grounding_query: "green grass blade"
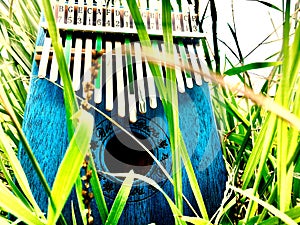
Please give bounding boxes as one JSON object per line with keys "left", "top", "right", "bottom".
{"left": 126, "top": 0, "right": 209, "bottom": 218}
{"left": 179, "top": 216, "right": 213, "bottom": 225}
{"left": 234, "top": 108, "right": 261, "bottom": 168}
{"left": 75, "top": 176, "right": 87, "bottom": 225}
{"left": 40, "top": 0, "right": 79, "bottom": 138}
{"left": 0, "top": 154, "right": 34, "bottom": 212}
{"left": 286, "top": 21, "right": 300, "bottom": 165}
{"left": 198, "top": 2, "right": 213, "bottom": 70}
{"left": 105, "top": 172, "right": 188, "bottom": 225}
{"left": 104, "top": 170, "right": 134, "bottom": 225}
{"left": 230, "top": 185, "right": 298, "bottom": 225}
{"left": 222, "top": 98, "right": 250, "bottom": 128}
{"left": 125, "top": 0, "right": 166, "bottom": 98}
{"left": 227, "top": 24, "right": 244, "bottom": 63}
{"left": 209, "top": 0, "right": 220, "bottom": 73}
{"left": 276, "top": 0, "right": 294, "bottom": 212}
{"left": 224, "top": 62, "right": 282, "bottom": 76}
{"left": 178, "top": 135, "right": 209, "bottom": 219}
{"left": 88, "top": 154, "right": 108, "bottom": 224}
{"left": 259, "top": 207, "right": 300, "bottom": 224}
{"left": 71, "top": 201, "right": 78, "bottom": 225}
{"left": 47, "top": 110, "right": 94, "bottom": 225}
{"left": 256, "top": 184, "right": 278, "bottom": 223}
{"left": 247, "top": 0, "right": 282, "bottom": 12}
{"left": 18, "top": 0, "right": 39, "bottom": 34}
{"left": 0, "top": 23, "right": 31, "bottom": 75}
{"left": 0, "top": 217, "right": 12, "bottom": 225}
{"left": 0, "top": 182, "right": 45, "bottom": 225}
{"left": 162, "top": 0, "right": 183, "bottom": 213}
{"left": 287, "top": 21, "right": 300, "bottom": 89}
{"left": 0, "top": 84, "right": 48, "bottom": 218}
{"left": 242, "top": 113, "right": 276, "bottom": 188}
{"left": 0, "top": 66, "right": 25, "bottom": 125}
{"left": 40, "top": 2, "right": 88, "bottom": 223}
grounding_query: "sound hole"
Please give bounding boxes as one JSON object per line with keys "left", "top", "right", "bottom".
{"left": 104, "top": 131, "right": 154, "bottom": 177}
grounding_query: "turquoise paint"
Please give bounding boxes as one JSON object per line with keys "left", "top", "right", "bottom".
{"left": 19, "top": 28, "right": 227, "bottom": 224}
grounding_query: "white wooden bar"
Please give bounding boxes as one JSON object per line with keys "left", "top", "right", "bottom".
{"left": 196, "top": 44, "right": 210, "bottom": 82}
{"left": 178, "top": 43, "right": 193, "bottom": 88}
{"left": 61, "top": 34, "right": 72, "bottom": 86}
{"left": 49, "top": 37, "right": 61, "bottom": 82}
{"left": 173, "top": 45, "right": 185, "bottom": 93}
{"left": 94, "top": 0, "right": 104, "bottom": 103}
{"left": 125, "top": 42, "right": 137, "bottom": 123}
{"left": 115, "top": 41, "right": 125, "bottom": 117}
{"left": 38, "top": 37, "right": 51, "bottom": 78}
{"left": 94, "top": 35, "right": 103, "bottom": 104}
{"left": 72, "top": 38, "right": 82, "bottom": 91}
{"left": 82, "top": 38, "right": 92, "bottom": 96}
{"left": 187, "top": 44, "right": 202, "bottom": 86}
{"left": 105, "top": 41, "right": 113, "bottom": 111}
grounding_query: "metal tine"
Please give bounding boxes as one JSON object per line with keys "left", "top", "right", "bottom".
{"left": 104, "top": 1, "right": 113, "bottom": 110}
{"left": 195, "top": 44, "right": 211, "bottom": 83}
{"left": 48, "top": 0, "right": 59, "bottom": 81}
{"left": 60, "top": 0, "right": 72, "bottom": 86}
{"left": 144, "top": 58, "right": 158, "bottom": 109}
{"left": 94, "top": 0, "right": 105, "bottom": 103}
{"left": 115, "top": 41, "right": 126, "bottom": 117}
{"left": 142, "top": 1, "right": 159, "bottom": 109}
{"left": 72, "top": 38, "right": 82, "bottom": 91}
{"left": 178, "top": 40, "right": 193, "bottom": 89}
{"left": 125, "top": 41, "right": 137, "bottom": 123}
{"left": 82, "top": 38, "right": 93, "bottom": 95}
{"left": 93, "top": 36, "right": 103, "bottom": 104}
{"left": 172, "top": 44, "right": 186, "bottom": 93}
{"left": 181, "top": 1, "right": 202, "bottom": 86}
{"left": 49, "top": 37, "right": 62, "bottom": 82}
{"left": 64, "top": 0, "right": 82, "bottom": 91}
{"left": 39, "top": 0, "right": 209, "bottom": 121}
{"left": 134, "top": 42, "right": 147, "bottom": 114}
{"left": 38, "top": 36, "right": 51, "bottom": 78}
{"left": 105, "top": 41, "right": 113, "bottom": 111}
{"left": 187, "top": 44, "right": 202, "bottom": 86}
{"left": 82, "top": 0, "right": 93, "bottom": 96}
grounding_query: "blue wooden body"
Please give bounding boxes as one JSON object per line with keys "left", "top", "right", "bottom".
{"left": 19, "top": 29, "right": 227, "bottom": 224}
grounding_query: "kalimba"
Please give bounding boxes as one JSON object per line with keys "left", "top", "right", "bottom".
{"left": 19, "top": 0, "right": 227, "bottom": 224}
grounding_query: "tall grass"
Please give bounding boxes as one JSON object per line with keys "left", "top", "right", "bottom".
{"left": 0, "top": 0, "right": 39, "bottom": 185}
{"left": 0, "top": 0, "right": 299, "bottom": 225}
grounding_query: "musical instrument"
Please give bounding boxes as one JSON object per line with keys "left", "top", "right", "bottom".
{"left": 19, "top": 0, "right": 227, "bottom": 224}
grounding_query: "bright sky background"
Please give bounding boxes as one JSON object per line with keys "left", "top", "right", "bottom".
{"left": 198, "top": 0, "right": 298, "bottom": 92}
{"left": 200, "top": 0, "right": 294, "bottom": 65}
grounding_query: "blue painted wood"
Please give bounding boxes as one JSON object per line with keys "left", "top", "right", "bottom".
{"left": 19, "top": 29, "right": 227, "bottom": 224}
